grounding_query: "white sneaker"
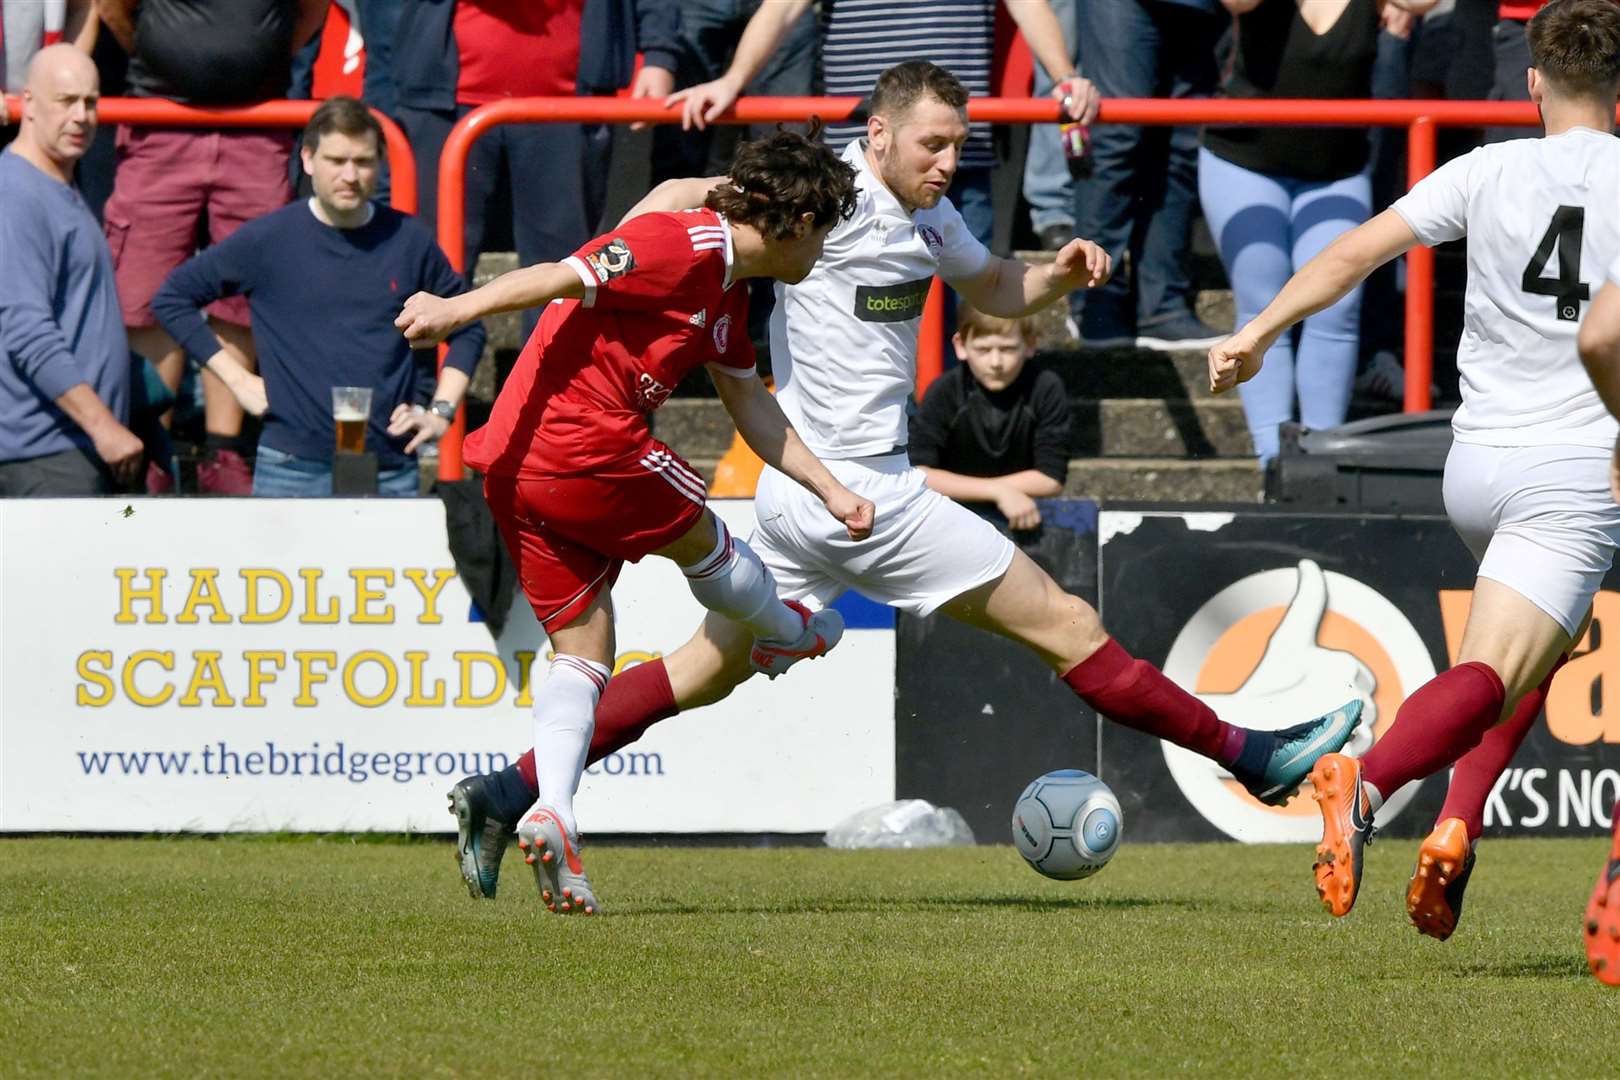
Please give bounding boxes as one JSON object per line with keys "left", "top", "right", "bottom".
{"left": 516, "top": 806, "right": 601, "bottom": 915}
{"left": 749, "top": 600, "right": 844, "bottom": 679}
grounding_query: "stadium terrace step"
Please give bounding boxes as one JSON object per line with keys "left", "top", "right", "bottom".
{"left": 1071, "top": 397, "right": 1253, "bottom": 458}
{"left": 1040, "top": 347, "right": 1222, "bottom": 401}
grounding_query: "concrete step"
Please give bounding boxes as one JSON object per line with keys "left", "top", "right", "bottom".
{"left": 1040, "top": 348, "right": 1218, "bottom": 401}
{"left": 1071, "top": 397, "right": 1252, "bottom": 458}
{"left": 654, "top": 395, "right": 1254, "bottom": 461}
{"left": 681, "top": 454, "right": 1263, "bottom": 505}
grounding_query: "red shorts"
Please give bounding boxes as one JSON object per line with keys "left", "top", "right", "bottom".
{"left": 103, "top": 127, "right": 294, "bottom": 328}
{"left": 484, "top": 442, "right": 708, "bottom": 633}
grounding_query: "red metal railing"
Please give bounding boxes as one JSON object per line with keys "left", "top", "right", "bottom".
{"left": 1, "top": 96, "right": 418, "bottom": 212}
{"left": 433, "top": 96, "right": 1553, "bottom": 480}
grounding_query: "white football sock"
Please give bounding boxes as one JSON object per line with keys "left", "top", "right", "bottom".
{"left": 681, "top": 521, "right": 802, "bottom": 643}
{"left": 530, "top": 654, "right": 610, "bottom": 840}
{"left": 1363, "top": 778, "right": 1386, "bottom": 814}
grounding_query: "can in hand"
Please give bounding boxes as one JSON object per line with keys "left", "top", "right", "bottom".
{"left": 1060, "top": 119, "right": 1092, "bottom": 180}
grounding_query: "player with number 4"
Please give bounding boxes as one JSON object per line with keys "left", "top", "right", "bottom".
{"left": 1209, "top": 0, "right": 1620, "bottom": 960}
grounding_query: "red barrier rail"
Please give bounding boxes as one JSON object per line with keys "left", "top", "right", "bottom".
{"left": 435, "top": 96, "right": 1555, "bottom": 481}
{"left": 1, "top": 96, "right": 418, "bottom": 213}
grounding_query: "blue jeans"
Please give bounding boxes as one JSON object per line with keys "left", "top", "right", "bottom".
{"left": 353, "top": 0, "right": 402, "bottom": 204}
{"left": 1072, "top": 0, "right": 1220, "bottom": 334}
{"left": 253, "top": 444, "right": 420, "bottom": 497}
{"left": 942, "top": 166, "right": 994, "bottom": 356}
{"left": 1022, "top": 0, "right": 1079, "bottom": 234}
{"left": 1487, "top": 18, "right": 1533, "bottom": 143}
{"left": 947, "top": 166, "right": 994, "bottom": 251}
{"left": 1198, "top": 147, "right": 1371, "bottom": 464}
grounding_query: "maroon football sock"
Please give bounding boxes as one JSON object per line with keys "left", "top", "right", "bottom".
{"left": 1360, "top": 661, "right": 1506, "bottom": 803}
{"left": 1438, "top": 654, "right": 1567, "bottom": 840}
{"left": 513, "top": 657, "right": 680, "bottom": 792}
{"left": 1062, "top": 638, "right": 1245, "bottom": 764}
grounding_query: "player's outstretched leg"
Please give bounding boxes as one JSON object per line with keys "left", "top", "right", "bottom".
{"left": 1406, "top": 818, "right": 1475, "bottom": 941}
{"left": 518, "top": 805, "right": 602, "bottom": 916}
{"left": 676, "top": 516, "right": 843, "bottom": 679}
{"left": 943, "top": 549, "right": 1360, "bottom": 805}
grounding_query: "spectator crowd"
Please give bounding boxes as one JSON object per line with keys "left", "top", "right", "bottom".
{"left": 0, "top": 0, "right": 1575, "bottom": 502}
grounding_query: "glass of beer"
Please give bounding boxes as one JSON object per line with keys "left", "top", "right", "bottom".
{"left": 331, "top": 386, "right": 372, "bottom": 455}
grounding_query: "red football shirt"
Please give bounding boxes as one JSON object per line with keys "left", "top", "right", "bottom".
{"left": 464, "top": 209, "right": 758, "bottom": 478}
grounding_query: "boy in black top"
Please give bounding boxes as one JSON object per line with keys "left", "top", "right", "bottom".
{"left": 908, "top": 304, "right": 1071, "bottom": 530}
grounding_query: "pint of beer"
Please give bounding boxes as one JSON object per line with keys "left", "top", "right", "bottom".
{"left": 331, "top": 386, "right": 373, "bottom": 455}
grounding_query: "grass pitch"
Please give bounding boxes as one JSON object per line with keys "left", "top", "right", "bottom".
{"left": 3, "top": 835, "right": 1615, "bottom": 1077}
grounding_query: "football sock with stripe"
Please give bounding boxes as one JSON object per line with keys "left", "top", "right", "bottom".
{"left": 509, "top": 659, "right": 680, "bottom": 817}
{"left": 1437, "top": 654, "right": 1565, "bottom": 840}
{"left": 1062, "top": 638, "right": 1246, "bottom": 765}
{"left": 681, "top": 519, "right": 803, "bottom": 643}
{"left": 1360, "top": 661, "right": 1507, "bottom": 812}
{"left": 531, "top": 655, "right": 611, "bottom": 840}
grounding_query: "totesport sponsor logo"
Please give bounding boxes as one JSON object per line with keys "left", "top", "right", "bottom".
{"left": 1159, "top": 559, "right": 1432, "bottom": 843}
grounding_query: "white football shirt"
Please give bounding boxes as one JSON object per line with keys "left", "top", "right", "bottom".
{"left": 1392, "top": 126, "right": 1620, "bottom": 449}
{"left": 771, "top": 139, "right": 991, "bottom": 458}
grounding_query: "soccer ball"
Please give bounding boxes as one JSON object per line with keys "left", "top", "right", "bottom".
{"left": 1012, "top": 769, "right": 1123, "bottom": 880}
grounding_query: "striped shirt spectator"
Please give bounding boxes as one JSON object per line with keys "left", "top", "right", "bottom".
{"left": 821, "top": 0, "right": 996, "bottom": 169}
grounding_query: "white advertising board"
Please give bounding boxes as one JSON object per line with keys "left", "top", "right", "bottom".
{"left": 0, "top": 499, "right": 894, "bottom": 833}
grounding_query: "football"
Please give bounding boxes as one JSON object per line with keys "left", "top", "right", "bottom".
{"left": 1012, "top": 769, "right": 1123, "bottom": 880}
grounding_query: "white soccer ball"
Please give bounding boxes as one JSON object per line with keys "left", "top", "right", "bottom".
{"left": 1012, "top": 769, "right": 1123, "bottom": 880}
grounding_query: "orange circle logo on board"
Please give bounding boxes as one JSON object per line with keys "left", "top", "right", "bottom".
{"left": 1159, "top": 559, "right": 1434, "bottom": 842}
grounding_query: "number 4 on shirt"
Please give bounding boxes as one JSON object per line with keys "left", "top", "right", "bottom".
{"left": 1521, "top": 205, "right": 1590, "bottom": 322}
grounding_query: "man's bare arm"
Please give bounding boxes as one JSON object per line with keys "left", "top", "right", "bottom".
{"left": 396, "top": 262, "right": 586, "bottom": 347}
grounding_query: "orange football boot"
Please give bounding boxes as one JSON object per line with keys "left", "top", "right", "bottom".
{"left": 1310, "top": 753, "right": 1375, "bottom": 917}
{"left": 1406, "top": 818, "right": 1476, "bottom": 941}
{"left": 1583, "top": 819, "right": 1620, "bottom": 986}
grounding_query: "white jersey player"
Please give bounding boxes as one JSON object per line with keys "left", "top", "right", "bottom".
{"left": 1208, "top": 0, "right": 1620, "bottom": 959}
{"left": 445, "top": 60, "right": 1363, "bottom": 905}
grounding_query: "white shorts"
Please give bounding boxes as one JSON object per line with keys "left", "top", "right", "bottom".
{"left": 749, "top": 454, "right": 1017, "bottom": 616}
{"left": 1443, "top": 440, "right": 1620, "bottom": 636}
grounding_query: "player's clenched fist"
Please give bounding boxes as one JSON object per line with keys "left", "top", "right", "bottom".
{"left": 396, "top": 291, "right": 465, "bottom": 348}
{"left": 826, "top": 489, "right": 876, "bottom": 541}
{"left": 1054, "top": 238, "right": 1112, "bottom": 289}
{"left": 1208, "top": 333, "right": 1266, "bottom": 394}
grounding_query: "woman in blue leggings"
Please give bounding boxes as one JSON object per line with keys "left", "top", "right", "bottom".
{"left": 1201, "top": 0, "right": 1430, "bottom": 462}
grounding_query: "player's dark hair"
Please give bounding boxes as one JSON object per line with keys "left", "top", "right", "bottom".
{"left": 1528, "top": 0, "right": 1620, "bottom": 99}
{"left": 302, "top": 95, "right": 384, "bottom": 154}
{"left": 706, "top": 122, "right": 858, "bottom": 240}
{"left": 869, "top": 61, "right": 969, "bottom": 122}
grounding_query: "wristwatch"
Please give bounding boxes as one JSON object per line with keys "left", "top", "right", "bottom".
{"left": 428, "top": 399, "right": 457, "bottom": 422}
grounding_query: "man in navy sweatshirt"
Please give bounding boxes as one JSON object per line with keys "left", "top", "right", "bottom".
{"left": 0, "top": 45, "right": 139, "bottom": 495}
{"left": 152, "top": 96, "right": 485, "bottom": 497}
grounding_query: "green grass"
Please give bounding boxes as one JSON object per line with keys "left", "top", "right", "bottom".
{"left": 3, "top": 836, "right": 1614, "bottom": 1077}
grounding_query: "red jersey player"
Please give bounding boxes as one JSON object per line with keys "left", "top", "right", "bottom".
{"left": 397, "top": 130, "right": 872, "bottom": 914}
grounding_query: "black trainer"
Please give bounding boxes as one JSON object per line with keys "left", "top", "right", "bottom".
{"left": 448, "top": 774, "right": 515, "bottom": 899}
